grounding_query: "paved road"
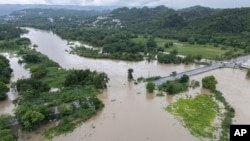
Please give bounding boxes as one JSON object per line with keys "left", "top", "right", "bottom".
{"left": 154, "top": 55, "right": 250, "bottom": 85}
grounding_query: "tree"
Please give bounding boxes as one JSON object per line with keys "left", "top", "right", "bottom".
{"left": 164, "top": 42, "right": 173, "bottom": 48}
{"left": 161, "top": 81, "right": 188, "bottom": 95}
{"left": 0, "top": 114, "right": 11, "bottom": 130}
{"left": 23, "top": 54, "right": 40, "bottom": 63}
{"left": 0, "top": 129, "right": 16, "bottom": 141}
{"left": 0, "top": 114, "right": 16, "bottom": 141}
{"left": 0, "top": 55, "right": 13, "bottom": 84}
{"left": 170, "top": 49, "right": 178, "bottom": 56}
{"left": 21, "top": 110, "right": 45, "bottom": 131}
{"left": 147, "top": 37, "right": 157, "bottom": 52}
{"left": 170, "top": 71, "right": 177, "bottom": 76}
{"left": 92, "top": 72, "right": 109, "bottom": 89}
{"left": 0, "top": 81, "right": 8, "bottom": 100}
{"left": 195, "top": 54, "right": 202, "bottom": 61}
{"left": 58, "top": 103, "right": 71, "bottom": 115}
{"left": 180, "top": 74, "right": 189, "bottom": 83}
{"left": 246, "top": 69, "right": 250, "bottom": 78}
{"left": 146, "top": 82, "right": 155, "bottom": 93}
{"left": 202, "top": 75, "right": 218, "bottom": 90}
{"left": 164, "top": 43, "right": 169, "bottom": 48}
{"left": 64, "top": 69, "right": 109, "bottom": 89}
{"left": 128, "top": 68, "right": 134, "bottom": 80}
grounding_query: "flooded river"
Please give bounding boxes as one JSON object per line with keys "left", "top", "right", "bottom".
{"left": 0, "top": 53, "right": 30, "bottom": 115}
{"left": 2, "top": 28, "right": 248, "bottom": 141}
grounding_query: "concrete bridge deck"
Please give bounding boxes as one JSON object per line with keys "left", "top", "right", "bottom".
{"left": 154, "top": 55, "right": 250, "bottom": 85}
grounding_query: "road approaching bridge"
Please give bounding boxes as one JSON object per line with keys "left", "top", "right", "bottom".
{"left": 154, "top": 55, "right": 250, "bottom": 86}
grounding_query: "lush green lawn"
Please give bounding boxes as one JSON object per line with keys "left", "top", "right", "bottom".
{"left": 131, "top": 35, "right": 243, "bottom": 60}
{"left": 165, "top": 44, "right": 225, "bottom": 60}
{"left": 167, "top": 95, "right": 219, "bottom": 138}
{"left": 131, "top": 35, "right": 147, "bottom": 45}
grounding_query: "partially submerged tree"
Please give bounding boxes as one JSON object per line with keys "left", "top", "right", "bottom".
{"left": 170, "top": 71, "right": 177, "bottom": 76}
{"left": 0, "top": 81, "right": 8, "bottom": 100}
{"left": 180, "top": 74, "right": 189, "bottom": 83}
{"left": 202, "top": 75, "right": 218, "bottom": 90}
{"left": 146, "top": 82, "right": 155, "bottom": 93}
{"left": 246, "top": 69, "right": 250, "bottom": 78}
{"left": 128, "top": 68, "right": 134, "bottom": 81}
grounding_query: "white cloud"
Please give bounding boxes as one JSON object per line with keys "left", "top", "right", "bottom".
{"left": 0, "top": 0, "right": 250, "bottom": 8}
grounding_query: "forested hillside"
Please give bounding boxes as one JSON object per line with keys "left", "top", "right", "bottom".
{"left": 177, "top": 5, "right": 218, "bottom": 20}
{"left": 2, "top": 5, "right": 250, "bottom": 61}
{"left": 109, "top": 6, "right": 250, "bottom": 52}
{"left": 185, "top": 8, "right": 250, "bottom": 34}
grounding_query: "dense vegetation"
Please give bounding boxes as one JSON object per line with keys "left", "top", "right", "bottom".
{"left": 2, "top": 5, "right": 249, "bottom": 61}
{"left": 158, "top": 51, "right": 183, "bottom": 64}
{"left": 0, "top": 114, "right": 16, "bottom": 141}
{"left": 137, "top": 76, "right": 161, "bottom": 83}
{"left": 0, "top": 25, "right": 30, "bottom": 53}
{"left": 64, "top": 69, "right": 109, "bottom": 89}
{"left": 0, "top": 25, "right": 28, "bottom": 140}
{"left": 211, "top": 89, "right": 235, "bottom": 141}
{"left": 202, "top": 75, "right": 218, "bottom": 90}
{"left": 111, "top": 6, "right": 250, "bottom": 52}
{"left": 158, "top": 75, "right": 189, "bottom": 94}
{"left": 146, "top": 82, "right": 155, "bottom": 93}
{"left": 246, "top": 69, "right": 250, "bottom": 78}
{"left": 0, "top": 55, "right": 12, "bottom": 100}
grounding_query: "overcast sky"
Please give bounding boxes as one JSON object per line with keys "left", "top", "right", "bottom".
{"left": 1, "top": 0, "right": 250, "bottom": 8}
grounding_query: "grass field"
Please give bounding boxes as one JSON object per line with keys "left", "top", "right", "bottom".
{"left": 167, "top": 94, "right": 219, "bottom": 138}
{"left": 165, "top": 44, "right": 225, "bottom": 60}
{"left": 131, "top": 35, "right": 243, "bottom": 60}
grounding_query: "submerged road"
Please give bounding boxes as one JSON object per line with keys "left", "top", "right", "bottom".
{"left": 154, "top": 55, "right": 250, "bottom": 85}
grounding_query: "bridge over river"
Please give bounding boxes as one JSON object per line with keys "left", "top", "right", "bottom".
{"left": 154, "top": 55, "right": 250, "bottom": 85}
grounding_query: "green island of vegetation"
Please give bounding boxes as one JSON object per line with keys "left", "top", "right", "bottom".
{"left": 167, "top": 95, "right": 219, "bottom": 138}
{"left": 166, "top": 75, "right": 235, "bottom": 140}
{"left": 158, "top": 75, "right": 191, "bottom": 94}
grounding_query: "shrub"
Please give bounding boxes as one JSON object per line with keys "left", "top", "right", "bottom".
{"left": 202, "top": 75, "right": 218, "bottom": 90}
{"left": 146, "top": 82, "right": 155, "bottom": 93}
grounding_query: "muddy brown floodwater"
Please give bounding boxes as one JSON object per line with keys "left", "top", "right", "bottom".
{"left": 0, "top": 53, "right": 30, "bottom": 115}
{"left": 10, "top": 28, "right": 250, "bottom": 141}
{"left": 191, "top": 68, "right": 250, "bottom": 124}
